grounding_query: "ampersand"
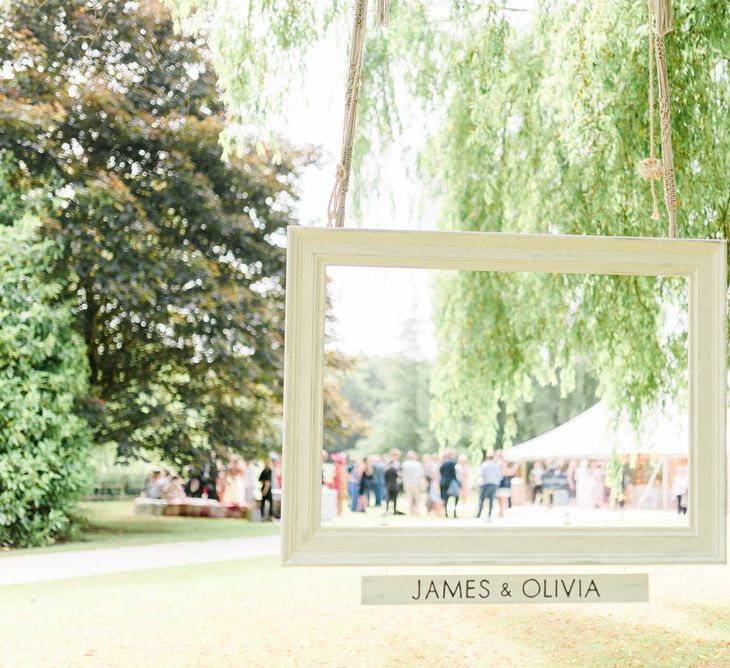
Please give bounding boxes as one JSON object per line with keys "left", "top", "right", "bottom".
{"left": 501, "top": 582, "right": 512, "bottom": 597}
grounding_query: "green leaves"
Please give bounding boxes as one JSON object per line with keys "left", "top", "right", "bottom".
{"left": 418, "top": 2, "right": 715, "bottom": 450}
{"left": 0, "top": 1, "right": 303, "bottom": 465}
{"left": 167, "top": 0, "right": 343, "bottom": 149}
{"left": 0, "top": 217, "right": 93, "bottom": 547}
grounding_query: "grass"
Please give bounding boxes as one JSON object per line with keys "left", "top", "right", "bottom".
{"left": 0, "top": 501, "right": 277, "bottom": 557}
{"left": 0, "top": 556, "right": 729, "bottom": 667}
{"left": 0, "top": 505, "right": 728, "bottom": 666}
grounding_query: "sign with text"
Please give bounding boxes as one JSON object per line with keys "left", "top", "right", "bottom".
{"left": 362, "top": 574, "right": 648, "bottom": 605}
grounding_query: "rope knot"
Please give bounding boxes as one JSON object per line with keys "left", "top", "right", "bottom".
{"left": 638, "top": 157, "right": 663, "bottom": 180}
{"left": 327, "top": 162, "right": 346, "bottom": 227}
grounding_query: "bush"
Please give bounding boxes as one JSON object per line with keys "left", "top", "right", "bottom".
{"left": 0, "top": 217, "right": 93, "bottom": 547}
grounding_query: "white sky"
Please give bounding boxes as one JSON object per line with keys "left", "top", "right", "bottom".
{"left": 271, "top": 3, "right": 535, "bottom": 359}
{"left": 325, "top": 266, "right": 437, "bottom": 360}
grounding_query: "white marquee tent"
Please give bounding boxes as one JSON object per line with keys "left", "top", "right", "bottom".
{"left": 503, "top": 402, "right": 689, "bottom": 463}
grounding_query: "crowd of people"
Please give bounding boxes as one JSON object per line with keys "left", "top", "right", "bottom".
{"left": 322, "top": 448, "right": 518, "bottom": 520}
{"left": 141, "top": 455, "right": 282, "bottom": 520}
{"left": 141, "top": 451, "right": 690, "bottom": 524}
{"left": 323, "top": 451, "right": 692, "bottom": 520}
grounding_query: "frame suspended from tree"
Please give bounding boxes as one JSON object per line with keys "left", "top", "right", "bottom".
{"left": 282, "top": 0, "right": 727, "bottom": 566}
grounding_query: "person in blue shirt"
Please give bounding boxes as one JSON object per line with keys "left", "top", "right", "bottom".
{"left": 371, "top": 455, "right": 386, "bottom": 507}
{"left": 475, "top": 453, "right": 502, "bottom": 521}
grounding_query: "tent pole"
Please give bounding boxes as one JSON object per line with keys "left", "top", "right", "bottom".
{"left": 637, "top": 455, "right": 664, "bottom": 509}
{"left": 661, "top": 457, "right": 670, "bottom": 510}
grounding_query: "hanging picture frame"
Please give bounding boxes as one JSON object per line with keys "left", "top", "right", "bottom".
{"left": 281, "top": 226, "right": 726, "bottom": 566}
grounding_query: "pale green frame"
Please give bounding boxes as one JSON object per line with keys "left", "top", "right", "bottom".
{"left": 282, "top": 227, "right": 726, "bottom": 566}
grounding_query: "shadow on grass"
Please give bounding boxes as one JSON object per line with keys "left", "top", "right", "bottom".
{"left": 668, "top": 601, "right": 730, "bottom": 642}
{"left": 493, "top": 605, "right": 730, "bottom": 667}
{"left": 1, "top": 501, "right": 277, "bottom": 556}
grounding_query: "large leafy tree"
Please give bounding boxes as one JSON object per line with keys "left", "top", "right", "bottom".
{"left": 0, "top": 0, "right": 307, "bottom": 464}
{"left": 337, "top": 356, "right": 436, "bottom": 456}
{"left": 421, "top": 0, "right": 719, "bottom": 447}
{"left": 0, "top": 216, "right": 93, "bottom": 547}
{"left": 323, "top": 352, "right": 368, "bottom": 454}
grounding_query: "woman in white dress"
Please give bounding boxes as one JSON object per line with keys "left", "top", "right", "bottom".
{"left": 223, "top": 457, "right": 246, "bottom": 505}
{"left": 574, "top": 460, "right": 595, "bottom": 511}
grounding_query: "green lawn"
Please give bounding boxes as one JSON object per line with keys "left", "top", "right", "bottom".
{"left": 0, "top": 556, "right": 729, "bottom": 667}
{"left": 0, "top": 506, "right": 728, "bottom": 666}
{"left": 0, "top": 501, "right": 277, "bottom": 557}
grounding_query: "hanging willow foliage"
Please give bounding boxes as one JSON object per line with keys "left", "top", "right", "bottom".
{"left": 169, "top": 0, "right": 728, "bottom": 450}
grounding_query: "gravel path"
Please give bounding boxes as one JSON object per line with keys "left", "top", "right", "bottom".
{"left": 0, "top": 534, "right": 280, "bottom": 586}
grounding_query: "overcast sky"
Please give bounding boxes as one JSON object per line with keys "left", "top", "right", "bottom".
{"left": 274, "top": 3, "right": 535, "bottom": 360}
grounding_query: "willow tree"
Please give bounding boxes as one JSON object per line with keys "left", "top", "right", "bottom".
{"left": 169, "top": 0, "right": 729, "bottom": 450}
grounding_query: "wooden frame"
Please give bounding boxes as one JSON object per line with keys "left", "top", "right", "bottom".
{"left": 282, "top": 227, "right": 727, "bottom": 566}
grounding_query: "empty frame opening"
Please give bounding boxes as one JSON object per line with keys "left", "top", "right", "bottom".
{"left": 320, "top": 266, "right": 690, "bottom": 529}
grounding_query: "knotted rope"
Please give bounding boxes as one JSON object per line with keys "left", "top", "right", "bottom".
{"left": 327, "top": 0, "right": 369, "bottom": 227}
{"left": 639, "top": 0, "right": 678, "bottom": 238}
{"left": 327, "top": 0, "right": 389, "bottom": 227}
{"left": 638, "top": 0, "right": 661, "bottom": 221}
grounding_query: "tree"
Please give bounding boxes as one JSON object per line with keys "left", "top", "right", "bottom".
{"left": 323, "top": 352, "right": 368, "bottom": 453}
{"left": 421, "top": 1, "right": 710, "bottom": 449}
{"left": 333, "top": 356, "right": 436, "bottom": 456}
{"left": 167, "top": 1, "right": 344, "bottom": 146}
{"left": 0, "top": 217, "right": 93, "bottom": 547}
{"left": 0, "top": 0, "right": 308, "bottom": 464}
{"left": 167, "top": 0, "right": 727, "bottom": 451}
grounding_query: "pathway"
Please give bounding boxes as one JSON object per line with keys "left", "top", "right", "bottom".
{"left": 0, "top": 534, "right": 280, "bottom": 586}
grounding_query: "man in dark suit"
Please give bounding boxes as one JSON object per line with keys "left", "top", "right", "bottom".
{"left": 439, "top": 448, "right": 460, "bottom": 518}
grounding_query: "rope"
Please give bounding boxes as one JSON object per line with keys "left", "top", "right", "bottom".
{"left": 327, "top": 0, "right": 390, "bottom": 228}
{"left": 330, "top": 0, "right": 678, "bottom": 237}
{"left": 639, "top": 0, "right": 678, "bottom": 238}
{"left": 376, "top": 0, "right": 390, "bottom": 29}
{"left": 327, "top": 0, "right": 370, "bottom": 228}
{"left": 638, "top": 0, "right": 661, "bottom": 221}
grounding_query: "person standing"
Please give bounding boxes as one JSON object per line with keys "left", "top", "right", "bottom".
{"left": 495, "top": 452, "right": 513, "bottom": 517}
{"left": 347, "top": 458, "right": 360, "bottom": 513}
{"left": 456, "top": 454, "right": 472, "bottom": 508}
{"left": 401, "top": 450, "right": 425, "bottom": 515}
{"left": 184, "top": 467, "right": 202, "bottom": 498}
{"left": 574, "top": 460, "right": 595, "bottom": 511}
{"left": 567, "top": 460, "right": 578, "bottom": 507}
{"left": 259, "top": 458, "right": 274, "bottom": 520}
{"left": 331, "top": 453, "right": 347, "bottom": 516}
{"left": 530, "top": 462, "right": 545, "bottom": 505}
{"left": 216, "top": 464, "right": 227, "bottom": 502}
{"left": 591, "top": 462, "right": 605, "bottom": 509}
{"left": 224, "top": 457, "right": 246, "bottom": 506}
{"left": 356, "top": 458, "right": 374, "bottom": 512}
{"left": 672, "top": 464, "right": 689, "bottom": 515}
{"left": 439, "top": 448, "right": 460, "bottom": 518}
{"left": 244, "top": 460, "right": 257, "bottom": 505}
{"left": 384, "top": 457, "right": 402, "bottom": 515}
{"left": 426, "top": 453, "right": 442, "bottom": 516}
{"left": 371, "top": 455, "right": 386, "bottom": 507}
{"left": 475, "top": 453, "right": 502, "bottom": 521}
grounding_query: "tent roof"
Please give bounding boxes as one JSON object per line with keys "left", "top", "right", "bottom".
{"left": 504, "top": 402, "right": 689, "bottom": 462}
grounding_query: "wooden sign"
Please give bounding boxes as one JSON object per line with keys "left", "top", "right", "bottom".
{"left": 361, "top": 574, "right": 649, "bottom": 605}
